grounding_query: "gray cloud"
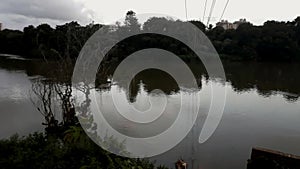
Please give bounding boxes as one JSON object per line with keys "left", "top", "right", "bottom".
{"left": 0, "top": 13, "right": 67, "bottom": 30}
{"left": 0, "top": 0, "right": 95, "bottom": 29}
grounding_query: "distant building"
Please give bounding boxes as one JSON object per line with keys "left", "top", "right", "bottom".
{"left": 216, "top": 19, "right": 249, "bottom": 30}
{"left": 233, "top": 18, "right": 249, "bottom": 28}
{"left": 216, "top": 20, "right": 235, "bottom": 30}
{"left": 0, "top": 23, "right": 2, "bottom": 31}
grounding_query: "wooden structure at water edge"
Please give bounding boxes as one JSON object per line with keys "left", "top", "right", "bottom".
{"left": 247, "top": 147, "right": 300, "bottom": 169}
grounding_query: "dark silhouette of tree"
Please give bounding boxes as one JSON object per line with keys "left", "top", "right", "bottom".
{"left": 124, "top": 10, "right": 141, "bottom": 33}
{"left": 190, "top": 20, "right": 206, "bottom": 32}
{"left": 0, "top": 12, "right": 300, "bottom": 62}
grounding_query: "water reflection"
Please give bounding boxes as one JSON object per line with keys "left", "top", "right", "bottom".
{"left": 1, "top": 56, "right": 298, "bottom": 101}
{"left": 1, "top": 55, "right": 300, "bottom": 169}
{"left": 223, "top": 61, "right": 300, "bottom": 101}
{"left": 117, "top": 69, "right": 181, "bottom": 103}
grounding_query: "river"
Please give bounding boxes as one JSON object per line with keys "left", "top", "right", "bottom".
{"left": 0, "top": 55, "right": 300, "bottom": 169}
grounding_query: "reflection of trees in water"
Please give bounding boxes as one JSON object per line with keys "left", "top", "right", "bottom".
{"left": 95, "top": 62, "right": 203, "bottom": 103}
{"left": 74, "top": 68, "right": 134, "bottom": 156}
{"left": 88, "top": 59, "right": 300, "bottom": 103}
{"left": 3, "top": 54, "right": 297, "bottom": 104}
{"left": 223, "top": 61, "right": 300, "bottom": 101}
{"left": 127, "top": 69, "right": 181, "bottom": 103}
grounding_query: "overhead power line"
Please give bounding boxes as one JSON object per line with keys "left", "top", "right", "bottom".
{"left": 185, "top": 0, "right": 188, "bottom": 20}
{"left": 202, "top": 0, "right": 208, "bottom": 22}
{"left": 206, "top": 0, "right": 217, "bottom": 26}
{"left": 219, "top": 0, "right": 230, "bottom": 22}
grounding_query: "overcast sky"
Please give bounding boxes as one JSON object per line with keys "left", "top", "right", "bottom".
{"left": 0, "top": 0, "right": 300, "bottom": 30}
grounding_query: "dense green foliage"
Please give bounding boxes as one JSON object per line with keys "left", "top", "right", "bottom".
{"left": 0, "top": 129, "right": 167, "bottom": 169}
{"left": 0, "top": 22, "right": 102, "bottom": 59}
{"left": 210, "top": 18, "right": 300, "bottom": 61}
{"left": 0, "top": 12, "right": 300, "bottom": 61}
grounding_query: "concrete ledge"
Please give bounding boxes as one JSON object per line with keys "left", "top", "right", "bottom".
{"left": 247, "top": 147, "right": 300, "bottom": 169}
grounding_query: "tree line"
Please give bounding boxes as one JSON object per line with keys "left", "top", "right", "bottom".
{"left": 0, "top": 11, "right": 300, "bottom": 61}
